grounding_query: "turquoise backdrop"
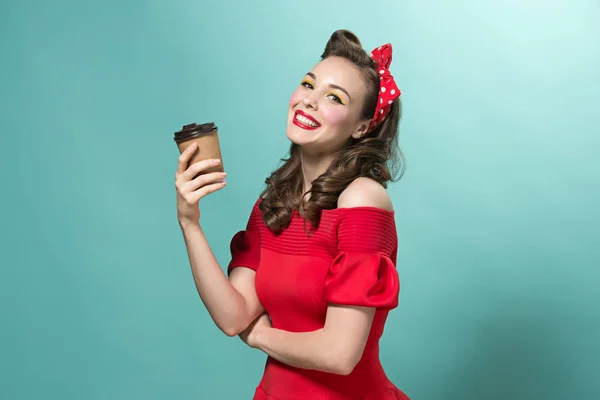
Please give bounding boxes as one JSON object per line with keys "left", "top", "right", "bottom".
{"left": 2, "top": 0, "right": 599, "bottom": 399}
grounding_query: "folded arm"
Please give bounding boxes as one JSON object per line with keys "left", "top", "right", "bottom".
{"left": 254, "top": 304, "right": 375, "bottom": 375}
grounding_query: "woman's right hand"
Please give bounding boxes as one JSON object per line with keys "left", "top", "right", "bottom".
{"left": 175, "top": 142, "right": 227, "bottom": 224}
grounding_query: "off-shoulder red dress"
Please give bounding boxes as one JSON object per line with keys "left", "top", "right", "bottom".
{"left": 228, "top": 199, "right": 410, "bottom": 400}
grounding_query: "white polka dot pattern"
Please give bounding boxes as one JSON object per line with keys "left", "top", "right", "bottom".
{"left": 368, "top": 43, "right": 401, "bottom": 131}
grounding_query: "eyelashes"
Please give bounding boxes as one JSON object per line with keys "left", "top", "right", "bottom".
{"left": 300, "top": 80, "right": 345, "bottom": 105}
{"left": 301, "top": 80, "right": 314, "bottom": 90}
{"left": 327, "top": 93, "right": 344, "bottom": 104}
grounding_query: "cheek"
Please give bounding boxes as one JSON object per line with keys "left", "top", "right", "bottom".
{"left": 321, "top": 106, "right": 350, "bottom": 128}
{"left": 289, "top": 88, "right": 304, "bottom": 107}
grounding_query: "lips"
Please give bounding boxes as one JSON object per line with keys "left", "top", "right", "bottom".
{"left": 293, "top": 110, "right": 321, "bottom": 130}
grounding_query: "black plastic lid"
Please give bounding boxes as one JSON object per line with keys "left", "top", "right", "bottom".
{"left": 173, "top": 122, "right": 217, "bottom": 143}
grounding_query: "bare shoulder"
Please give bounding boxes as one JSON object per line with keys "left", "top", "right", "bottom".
{"left": 337, "top": 177, "right": 394, "bottom": 211}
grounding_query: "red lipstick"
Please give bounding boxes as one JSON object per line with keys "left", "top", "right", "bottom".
{"left": 293, "top": 110, "right": 321, "bottom": 130}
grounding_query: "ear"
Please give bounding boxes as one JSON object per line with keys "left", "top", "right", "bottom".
{"left": 351, "top": 119, "right": 371, "bottom": 139}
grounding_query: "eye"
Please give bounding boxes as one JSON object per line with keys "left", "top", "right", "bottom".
{"left": 301, "top": 80, "right": 314, "bottom": 89}
{"left": 327, "top": 93, "right": 344, "bottom": 105}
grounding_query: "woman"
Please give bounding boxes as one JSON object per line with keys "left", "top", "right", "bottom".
{"left": 175, "top": 30, "right": 409, "bottom": 400}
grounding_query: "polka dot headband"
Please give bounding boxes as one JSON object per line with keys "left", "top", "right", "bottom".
{"left": 368, "top": 43, "right": 401, "bottom": 132}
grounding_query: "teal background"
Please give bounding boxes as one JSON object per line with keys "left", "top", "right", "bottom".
{"left": 2, "top": 0, "right": 599, "bottom": 398}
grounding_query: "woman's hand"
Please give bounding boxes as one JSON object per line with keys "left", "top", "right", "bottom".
{"left": 239, "top": 313, "right": 272, "bottom": 349}
{"left": 175, "top": 143, "right": 227, "bottom": 224}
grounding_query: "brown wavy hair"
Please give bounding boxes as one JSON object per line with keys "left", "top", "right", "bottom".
{"left": 259, "top": 29, "right": 406, "bottom": 234}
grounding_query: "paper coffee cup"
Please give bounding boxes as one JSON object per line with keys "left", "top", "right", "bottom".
{"left": 173, "top": 122, "right": 224, "bottom": 177}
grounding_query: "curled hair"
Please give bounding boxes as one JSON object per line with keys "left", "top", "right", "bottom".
{"left": 260, "top": 30, "right": 406, "bottom": 234}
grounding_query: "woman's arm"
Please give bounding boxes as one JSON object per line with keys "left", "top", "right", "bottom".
{"left": 252, "top": 305, "right": 375, "bottom": 375}
{"left": 180, "top": 220, "right": 263, "bottom": 337}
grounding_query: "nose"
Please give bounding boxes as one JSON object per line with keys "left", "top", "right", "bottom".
{"left": 302, "top": 92, "right": 318, "bottom": 110}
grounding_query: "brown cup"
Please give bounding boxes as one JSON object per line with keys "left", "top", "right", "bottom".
{"left": 174, "top": 122, "right": 224, "bottom": 178}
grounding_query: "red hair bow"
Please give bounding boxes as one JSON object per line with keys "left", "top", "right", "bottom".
{"left": 368, "top": 43, "right": 401, "bottom": 131}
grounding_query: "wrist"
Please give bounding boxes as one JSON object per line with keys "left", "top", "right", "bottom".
{"left": 178, "top": 217, "right": 201, "bottom": 231}
{"left": 251, "top": 324, "right": 269, "bottom": 350}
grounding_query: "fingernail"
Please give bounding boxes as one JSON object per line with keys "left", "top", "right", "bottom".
{"left": 213, "top": 159, "right": 221, "bottom": 164}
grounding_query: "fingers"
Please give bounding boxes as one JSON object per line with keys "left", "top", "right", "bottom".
{"left": 188, "top": 171, "right": 227, "bottom": 189}
{"left": 176, "top": 143, "right": 198, "bottom": 176}
{"left": 183, "top": 181, "right": 227, "bottom": 205}
{"left": 175, "top": 146, "right": 226, "bottom": 203}
{"left": 176, "top": 170, "right": 227, "bottom": 203}
{"left": 178, "top": 158, "right": 222, "bottom": 183}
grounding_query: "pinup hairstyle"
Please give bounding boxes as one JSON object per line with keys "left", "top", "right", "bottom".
{"left": 259, "top": 29, "right": 405, "bottom": 234}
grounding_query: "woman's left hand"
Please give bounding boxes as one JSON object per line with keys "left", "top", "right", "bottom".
{"left": 239, "top": 313, "right": 272, "bottom": 348}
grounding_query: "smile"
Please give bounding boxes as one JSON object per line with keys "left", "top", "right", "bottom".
{"left": 293, "top": 110, "right": 321, "bottom": 130}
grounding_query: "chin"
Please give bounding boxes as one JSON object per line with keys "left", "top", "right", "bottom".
{"left": 286, "top": 120, "right": 319, "bottom": 146}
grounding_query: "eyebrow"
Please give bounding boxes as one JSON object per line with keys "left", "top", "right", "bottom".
{"left": 306, "top": 72, "right": 351, "bottom": 100}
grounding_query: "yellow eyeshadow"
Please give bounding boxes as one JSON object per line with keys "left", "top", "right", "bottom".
{"left": 328, "top": 91, "right": 345, "bottom": 104}
{"left": 300, "top": 78, "right": 345, "bottom": 104}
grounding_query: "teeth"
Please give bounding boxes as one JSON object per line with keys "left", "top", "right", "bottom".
{"left": 296, "top": 114, "right": 318, "bottom": 127}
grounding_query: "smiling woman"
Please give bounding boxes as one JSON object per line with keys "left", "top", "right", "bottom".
{"left": 264, "top": 30, "right": 404, "bottom": 234}
{"left": 175, "top": 29, "right": 409, "bottom": 399}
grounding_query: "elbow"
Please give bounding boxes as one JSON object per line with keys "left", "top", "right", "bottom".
{"left": 328, "top": 352, "right": 361, "bottom": 376}
{"left": 217, "top": 318, "right": 245, "bottom": 337}
{"left": 221, "top": 320, "right": 248, "bottom": 337}
{"left": 222, "top": 325, "right": 241, "bottom": 337}
{"left": 330, "top": 359, "right": 358, "bottom": 376}
{"left": 217, "top": 309, "right": 252, "bottom": 337}
{"left": 220, "top": 315, "right": 255, "bottom": 337}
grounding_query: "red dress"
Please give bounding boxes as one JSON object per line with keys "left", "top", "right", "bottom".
{"left": 228, "top": 199, "right": 410, "bottom": 400}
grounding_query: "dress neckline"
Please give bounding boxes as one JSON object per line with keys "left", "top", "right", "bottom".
{"left": 289, "top": 206, "right": 395, "bottom": 218}
{"left": 257, "top": 198, "right": 395, "bottom": 217}
{"left": 322, "top": 206, "right": 395, "bottom": 215}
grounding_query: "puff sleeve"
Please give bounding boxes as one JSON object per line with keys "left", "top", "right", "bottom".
{"left": 227, "top": 200, "right": 262, "bottom": 275}
{"left": 322, "top": 208, "right": 400, "bottom": 309}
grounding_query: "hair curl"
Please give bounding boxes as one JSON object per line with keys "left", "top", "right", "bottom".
{"left": 259, "top": 29, "right": 405, "bottom": 234}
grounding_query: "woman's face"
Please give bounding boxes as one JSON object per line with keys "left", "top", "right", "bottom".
{"left": 286, "top": 56, "right": 371, "bottom": 154}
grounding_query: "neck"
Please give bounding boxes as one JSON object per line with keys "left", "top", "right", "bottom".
{"left": 300, "top": 148, "right": 335, "bottom": 195}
